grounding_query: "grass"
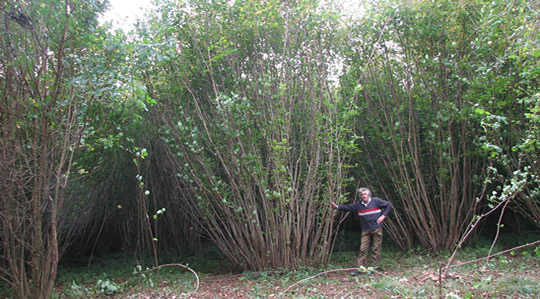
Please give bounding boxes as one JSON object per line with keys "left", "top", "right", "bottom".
{"left": 56, "top": 250, "right": 538, "bottom": 298}
{"left": 52, "top": 244, "right": 236, "bottom": 297}
{"left": 1, "top": 233, "right": 538, "bottom": 298}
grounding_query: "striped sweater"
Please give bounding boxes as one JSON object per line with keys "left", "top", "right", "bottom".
{"left": 337, "top": 197, "right": 392, "bottom": 232}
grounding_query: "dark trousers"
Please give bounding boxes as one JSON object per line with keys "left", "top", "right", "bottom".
{"left": 357, "top": 227, "right": 383, "bottom": 268}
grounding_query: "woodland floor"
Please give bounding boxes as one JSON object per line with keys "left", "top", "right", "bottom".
{"left": 112, "top": 252, "right": 539, "bottom": 298}
{"left": 40, "top": 232, "right": 540, "bottom": 298}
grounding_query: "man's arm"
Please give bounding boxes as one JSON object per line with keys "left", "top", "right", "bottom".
{"left": 376, "top": 198, "right": 392, "bottom": 224}
{"left": 331, "top": 201, "right": 358, "bottom": 212}
{"left": 379, "top": 199, "right": 392, "bottom": 216}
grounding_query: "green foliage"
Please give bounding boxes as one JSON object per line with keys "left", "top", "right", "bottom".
{"left": 340, "top": 0, "right": 539, "bottom": 251}
{"left": 96, "top": 279, "right": 121, "bottom": 295}
{"left": 0, "top": 0, "right": 138, "bottom": 297}
{"left": 137, "top": 0, "right": 356, "bottom": 270}
{"left": 2, "top": 0, "right": 537, "bottom": 295}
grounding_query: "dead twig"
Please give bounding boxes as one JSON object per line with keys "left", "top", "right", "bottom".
{"left": 279, "top": 268, "right": 357, "bottom": 297}
{"left": 143, "top": 263, "right": 200, "bottom": 294}
{"left": 449, "top": 240, "right": 540, "bottom": 269}
{"left": 279, "top": 267, "right": 421, "bottom": 298}
{"left": 281, "top": 241, "right": 540, "bottom": 298}
{"left": 418, "top": 269, "right": 463, "bottom": 283}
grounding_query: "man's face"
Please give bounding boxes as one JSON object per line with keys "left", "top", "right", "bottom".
{"left": 360, "top": 191, "right": 370, "bottom": 203}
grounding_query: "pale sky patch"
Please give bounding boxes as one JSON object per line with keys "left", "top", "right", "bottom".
{"left": 100, "top": 0, "right": 153, "bottom": 31}
{"left": 101, "top": 0, "right": 364, "bottom": 31}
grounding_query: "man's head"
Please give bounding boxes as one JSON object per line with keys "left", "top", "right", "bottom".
{"left": 358, "top": 187, "right": 372, "bottom": 203}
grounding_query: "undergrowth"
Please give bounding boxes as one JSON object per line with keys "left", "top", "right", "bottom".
{"left": 1, "top": 232, "right": 537, "bottom": 298}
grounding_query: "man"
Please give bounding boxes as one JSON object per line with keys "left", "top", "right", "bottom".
{"left": 331, "top": 187, "right": 392, "bottom": 276}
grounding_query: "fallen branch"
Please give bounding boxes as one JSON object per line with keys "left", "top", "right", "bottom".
{"left": 143, "top": 263, "right": 200, "bottom": 294}
{"left": 448, "top": 240, "right": 540, "bottom": 269}
{"left": 418, "top": 269, "right": 463, "bottom": 283}
{"left": 279, "top": 268, "right": 357, "bottom": 297}
{"left": 278, "top": 267, "right": 420, "bottom": 298}
{"left": 279, "top": 241, "right": 539, "bottom": 297}
{"left": 412, "top": 240, "right": 540, "bottom": 292}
